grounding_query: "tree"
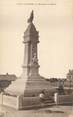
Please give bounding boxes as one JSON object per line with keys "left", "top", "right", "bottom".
{"left": 66, "top": 69, "right": 73, "bottom": 93}
{"left": 58, "top": 79, "right": 64, "bottom": 94}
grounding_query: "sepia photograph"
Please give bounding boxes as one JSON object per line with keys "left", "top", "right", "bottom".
{"left": 0, "top": 0, "right": 73, "bottom": 117}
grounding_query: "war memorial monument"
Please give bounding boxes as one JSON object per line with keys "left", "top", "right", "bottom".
{"left": 0, "top": 11, "right": 51, "bottom": 110}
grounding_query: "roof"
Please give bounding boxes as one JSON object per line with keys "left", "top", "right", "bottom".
{"left": 0, "top": 73, "right": 17, "bottom": 81}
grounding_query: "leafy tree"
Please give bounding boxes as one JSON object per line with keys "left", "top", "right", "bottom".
{"left": 67, "top": 70, "right": 73, "bottom": 78}
{"left": 66, "top": 69, "right": 73, "bottom": 93}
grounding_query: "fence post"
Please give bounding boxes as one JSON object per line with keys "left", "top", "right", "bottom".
{"left": 54, "top": 92, "right": 58, "bottom": 105}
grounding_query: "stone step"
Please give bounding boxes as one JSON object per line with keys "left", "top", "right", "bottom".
{"left": 0, "top": 102, "right": 55, "bottom": 110}
{"left": 42, "top": 98, "right": 54, "bottom": 103}
{"left": 44, "top": 100, "right": 54, "bottom": 103}
{"left": 22, "top": 102, "right": 55, "bottom": 110}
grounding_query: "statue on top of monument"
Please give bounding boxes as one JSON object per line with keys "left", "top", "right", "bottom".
{"left": 27, "top": 10, "right": 34, "bottom": 23}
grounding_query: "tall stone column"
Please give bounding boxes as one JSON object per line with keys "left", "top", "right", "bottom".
{"left": 22, "top": 11, "right": 39, "bottom": 77}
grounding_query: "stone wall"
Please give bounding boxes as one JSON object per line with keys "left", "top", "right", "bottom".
{"left": 54, "top": 94, "right": 73, "bottom": 105}
{"left": 0, "top": 94, "right": 18, "bottom": 109}
{"left": 0, "top": 94, "right": 2, "bottom": 105}
{"left": 0, "top": 94, "right": 40, "bottom": 110}
{"left": 22, "top": 96, "right": 40, "bottom": 107}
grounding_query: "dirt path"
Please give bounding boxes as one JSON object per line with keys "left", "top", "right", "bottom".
{"left": 0, "top": 105, "right": 73, "bottom": 117}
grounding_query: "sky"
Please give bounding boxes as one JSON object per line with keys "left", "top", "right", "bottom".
{"left": 0, "top": 0, "right": 73, "bottom": 78}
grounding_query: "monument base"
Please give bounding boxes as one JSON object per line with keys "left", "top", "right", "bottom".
{"left": 0, "top": 94, "right": 42, "bottom": 110}
{"left": 0, "top": 75, "right": 51, "bottom": 110}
